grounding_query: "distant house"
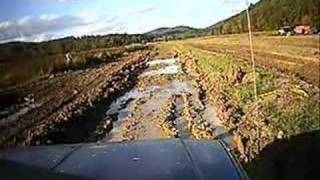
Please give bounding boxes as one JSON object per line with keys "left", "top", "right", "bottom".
{"left": 153, "top": 37, "right": 165, "bottom": 42}
{"left": 294, "top": 25, "right": 311, "bottom": 35}
{"left": 278, "top": 26, "right": 293, "bottom": 36}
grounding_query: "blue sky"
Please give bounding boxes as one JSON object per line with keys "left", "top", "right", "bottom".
{"left": 0, "top": 0, "right": 259, "bottom": 43}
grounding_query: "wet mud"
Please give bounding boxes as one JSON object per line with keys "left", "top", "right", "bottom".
{"left": 0, "top": 50, "right": 229, "bottom": 148}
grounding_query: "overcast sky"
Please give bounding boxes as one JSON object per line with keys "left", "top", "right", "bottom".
{"left": 0, "top": 0, "right": 259, "bottom": 43}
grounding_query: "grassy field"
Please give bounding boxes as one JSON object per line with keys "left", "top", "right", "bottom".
{"left": 157, "top": 34, "right": 320, "bottom": 179}
{"left": 176, "top": 42, "right": 319, "bottom": 136}
{"left": 185, "top": 34, "right": 320, "bottom": 87}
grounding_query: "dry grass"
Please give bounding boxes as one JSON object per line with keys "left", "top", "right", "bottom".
{"left": 183, "top": 34, "right": 320, "bottom": 87}
{"left": 0, "top": 47, "right": 125, "bottom": 89}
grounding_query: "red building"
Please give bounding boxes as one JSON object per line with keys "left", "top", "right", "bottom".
{"left": 294, "top": 25, "right": 311, "bottom": 35}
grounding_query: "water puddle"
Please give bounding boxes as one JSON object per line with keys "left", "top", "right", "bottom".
{"left": 174, "top": 95, "right": 191, "bottom": 138}
{"left": 141, "top": 65, "right": 179, "bottom": 77}
{"left": 106, "top": 86, "right": 160, "bottom": 122}
{"left": 204, "top": 104, "right": 232, "bottom": 145}
{"left": 0, "top": 94, "right": 42, "bottom": 126}
{"left": 146, "top": 58, "right": 178, "bottom": 66}
{"left": 141, "top": 58, "right": 180, "bottom": 77}
{"left": 98, "top": 57, "right": 229, "bottom": 143}
{"left": 105, "top": 79, "right": 196, "bottom": 125}
{"left": 102, "top": 58, "right": 196, "bottom": 141}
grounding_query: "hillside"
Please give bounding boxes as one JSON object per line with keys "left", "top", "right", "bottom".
{"left": 147, "top": 0, "right": 319, "bottom": 37}
{"left": 145, "top": 26, "right": 201, "bottom": 39}
{"left": 207, "top": 0, "right": 319, "bottom": 34}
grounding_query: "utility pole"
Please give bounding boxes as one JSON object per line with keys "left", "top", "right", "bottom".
{"left": 245, "top": 0, "right": 260, "bottom": 154}
{"left": 245, "top": 0, "right": 258, "bottom": 103}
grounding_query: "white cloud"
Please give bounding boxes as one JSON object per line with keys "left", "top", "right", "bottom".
{"left": 0, "top": 12, "right": 122, "bottom": 43}
{"left": 18, "top": 16, "right": 31, "bottom": 25}
{"left": 0, "top": 14, "right": 86, "bottom": 43}
{"left": 0, "top": 2, "right": 157, "bottom": 43}
{"left": 0, "top": 21, "right": 11, "bottom": 29}
{"left": 9, "top": 33, "right": 59, "bottom": 42}
{"left": 39, "top": 14, "right": 59, "bottom": 21}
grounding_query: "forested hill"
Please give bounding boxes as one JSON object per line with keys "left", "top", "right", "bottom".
{"left": 147, "top": 0, "right": 319, "bottom": 36}
{"left": 145, "top": 26, "right": 201, "bottom": 39}
{"left": 206, "top": 0, "right": 320, "bottom": 34}
{"left": 0, "top": 34, "right": 150, "bottom": 62}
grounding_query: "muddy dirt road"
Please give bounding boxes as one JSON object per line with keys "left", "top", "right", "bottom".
{"left": 101, "top": 56, "right": 226, "bottom": 143}
{"left": 0, "top": 49, "right": 231, "bottom": 148}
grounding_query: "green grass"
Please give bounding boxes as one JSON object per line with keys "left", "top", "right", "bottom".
{"left": 175, "top": 42, "right": 320, "bottom": 137}
{"left": 161, "top": 38, "right": 319, "bottom": 180}
{"left": 125, "top": 43, "right": 148, "bottom": 52}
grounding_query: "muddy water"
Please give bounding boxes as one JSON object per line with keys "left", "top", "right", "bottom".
{"left": 18, "top": 57, "right": 229, "bottom": 146}
{"left": 97, "top": 57, "right": 226, "bottom": 143}
{"left": 102, "top": 58, "right": 197, "bottom": 141}
{"left": 173, "top": 95, "right": 191, "bottom": 138}
{"left": 0, "top": 94, "right": 42, "bottom": 126}
{"left": 203, "top": 104, "right": 232, "bottom": 145}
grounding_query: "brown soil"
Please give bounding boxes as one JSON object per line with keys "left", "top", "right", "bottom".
{"left": 0, "top": 47, "right": 224, "bottom": 148}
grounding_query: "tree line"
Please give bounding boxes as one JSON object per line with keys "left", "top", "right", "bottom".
{"left": 0, "top": 34, "right": 151, "bottom": 63}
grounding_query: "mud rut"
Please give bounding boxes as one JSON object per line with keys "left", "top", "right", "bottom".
{"left": 1, "top": 52, "right": 232, "bottom": 147}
